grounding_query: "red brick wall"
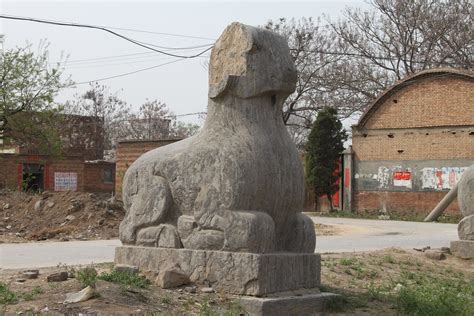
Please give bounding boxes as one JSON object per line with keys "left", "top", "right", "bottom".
{"left": 0, "top": 154, "right": 85, "bottom": 192}
{"left": 84, "top": 162, "right": 115, "bottom": 193}
{"left": 47, "top": 158, "right": 85, "bottom": 192}
{"left": 115, "top": 139, "right": 181, "bottom": 198}
{"left": 364, "top": 77, "right": 473, "bottom": 129}
{"left": 354, "top": 191, "right": 460, "bottom": 217}
{"left": 351, "top": 72, "right": 473, "bottom": 216}
{"left": 0, "top": 154, "right": 19, "bottom": 189}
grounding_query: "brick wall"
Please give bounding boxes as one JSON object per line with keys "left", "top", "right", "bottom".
{"left": 0, "top": 154, "right": 19, "bottom": 189}
{"left": 47, "top": 158, "right": 85, "bottom": 192}
{"left": 0, "top": 154, "right": 85, "bottom": 191}
{"left": 354, "top": 191, "right": 460, "bottom": 217}
{"left": 84, "top": 162, "right": 115, "bottom": 193}
{"left": 352, "top": 127, "right": 473, "bottom": 161}
{"left": 363, "top": 77, "right": 473, "bottom": 129}
{"left": 351, "top": 71, "right": 473, "bottom": 216}
{"left": 115, "top": 139, "right": 181, "bottom": 198}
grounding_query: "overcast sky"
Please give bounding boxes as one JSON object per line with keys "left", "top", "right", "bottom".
{"left": 0, "top": 0, "right": 367, "bottom": 124}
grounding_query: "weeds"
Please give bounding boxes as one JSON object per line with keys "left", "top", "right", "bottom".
{"left": 395, "top": 274, "right": 474, "bottom": 316}
{"left": 20, "top": 287, "right": 43, "bottom": 301}
{"left": 99, "top": 270, "right": 150, "bottom": 289}
{"left": 75, "top": 265, "right": 98, "bottom": 288}
{"left": 0, "top": 282, "right": 17, "bottom": 305}
{"left": 161, "top": 295, "right": 171, "bottom": 304}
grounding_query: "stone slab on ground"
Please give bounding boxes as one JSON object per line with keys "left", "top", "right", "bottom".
{"left": 115, "top": 246, "right": 321, "bottom": 296}
{"left": 239, "top": 292, "right": 339, "bottom": 316}
{"left": 451, "top": 240, "right": 474, "bottom": 259}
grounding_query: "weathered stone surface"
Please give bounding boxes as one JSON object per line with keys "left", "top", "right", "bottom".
{"left": 239, "top": 292, "right": 339, "bottom": 316}
{"left": 119, "top": 22, "right": 315, "bottom": 254}
{"left": 23, "top": 270, "right": 39, "bottom": 279}
{"left": 156, "top": 264, "right": 190, "bottom": 289}
{"left": 47, "top": 271, "right": 68, "bottom": 282}
{"left": 64, "top": 286, "right": 95, "bottom": 303}
{"left": 451, "top": 240, "right": 474, "bottom": 259}
{"left": 458, "top": 214, "right": 474, "bottom": 240}
{"left": 458, "top": 165, "right": 474, "bottom": 217}
{"left": 34, "top": 200, "right": 44, "bottom": 212}
{"left": 424, "top": 250, "right": 446, "bottom": 260}
{"left": 136, "top": 224, "right": 182, "bottom": 248}
{"left": 115, "top": 246, "right": 321, "bottom": 296}
{"left": 114, "top": 264, "right": 139, "bottom": 275}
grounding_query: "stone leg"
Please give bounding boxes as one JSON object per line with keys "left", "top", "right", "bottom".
{"left": 283, "top": 213, "right": 316, "bottom": 253}
{"left": 177, "top": 210, "right": 276, "bottom": 253}
{"left": 119, "top": 174, "right": 172, "bottom": 244}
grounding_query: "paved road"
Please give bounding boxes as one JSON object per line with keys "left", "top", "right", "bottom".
{"left": 311, "top": 216, "right": 457, "bottom": 253}
{"left": 0, "top": 217, "right": 457, "bottom": 269}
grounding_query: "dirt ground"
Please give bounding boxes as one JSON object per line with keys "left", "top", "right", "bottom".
{"left": 0, "top": 191, "right": 344, "bottom": 245}
{"left": 0, "top": 190, "right": 124, "bottom": 243}
{"left": 1, "top": 248, "right": 472, "bottom": 315}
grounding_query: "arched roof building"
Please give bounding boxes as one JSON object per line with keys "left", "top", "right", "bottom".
{"left": 349, "top": 68, "right": 474, "bottom": 216}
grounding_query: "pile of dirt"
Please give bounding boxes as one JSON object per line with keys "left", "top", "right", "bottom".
{"left": 0, "top": 190, "right": 125, "bottom": 243}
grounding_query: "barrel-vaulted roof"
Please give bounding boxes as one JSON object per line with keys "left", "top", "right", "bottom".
{"left": 356, "top": 68, "right": 474, "bottom": 129}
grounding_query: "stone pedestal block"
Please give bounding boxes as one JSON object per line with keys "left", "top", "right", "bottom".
{"left": 239, "top": 292, "right": 339, "bottom": 316}
{"left": 451, "top": 240, "right": 474, "bottom": 259}
{"left": 115, "top": 246, "right": 321, "bottom": 296}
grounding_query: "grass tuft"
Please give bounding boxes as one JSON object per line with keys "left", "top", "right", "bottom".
{"left": 99, "top": 270, "right": 150, "bottom": 289}
{"left": 0, "top": 282, "right": 17, "bottom": 305}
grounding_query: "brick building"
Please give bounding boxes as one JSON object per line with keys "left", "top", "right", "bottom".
{"left": 348, "top": 68, "right": 474, "bottom": 216}
{"left": 115, "top": 139, "right": 181, "bottom": 198}
{"left": 0, "top": 114, "right": 114, "bottom": 193}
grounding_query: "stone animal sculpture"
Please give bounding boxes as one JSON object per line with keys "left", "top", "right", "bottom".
{"left": 119, "top": 22, "right": 316, "bottom": 254}
{"left": 425, "top": 165, "right": 474, "bottom": 240}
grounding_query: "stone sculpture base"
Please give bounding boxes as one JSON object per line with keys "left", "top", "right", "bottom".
{"left": 239, "top": 292, "right": 339, "bottom": 316}
{"left": 115, "top": 246, "right": 321, "bottom": 296}
{"left": 451, "top": 240, "right": 474, "bottom": 259}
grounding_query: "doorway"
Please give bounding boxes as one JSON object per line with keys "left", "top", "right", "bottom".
{"left": 22, "top": 164, "right": 44, "bottom": 192}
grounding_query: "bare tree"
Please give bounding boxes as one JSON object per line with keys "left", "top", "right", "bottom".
{"left": 267, "top": 0, "right": 473, "bottom": 146}
{"left": 64, "top": 82, "right": 130, "bottom": 153}
{"left": 124, "top": 100, "right": 200, "bottom": 140}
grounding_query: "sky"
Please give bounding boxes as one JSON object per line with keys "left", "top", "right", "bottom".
{"left": 0, "top": 0, "right": 368, "bottom": 125}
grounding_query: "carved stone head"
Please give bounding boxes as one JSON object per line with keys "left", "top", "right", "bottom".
{"left": 208, "top": 22, "right": 297, "bottom": 100}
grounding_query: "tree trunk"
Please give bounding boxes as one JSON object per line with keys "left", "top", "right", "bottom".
{"left": 327, "top": 193, "right": 334, "bottom": 212}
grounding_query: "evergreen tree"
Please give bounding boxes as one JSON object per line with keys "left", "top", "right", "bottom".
{"left": 306, "top": 107, "right": 348, "bottom": 211}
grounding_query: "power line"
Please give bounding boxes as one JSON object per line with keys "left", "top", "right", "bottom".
{"left": 0, "top": 14, "right": 213, "bottom": 59}
{"left": 54, "top": 46, "right": 212, "bottom": 67}
{"left": 104, "top": 26, "right": 216, "bottom": 41}
{"left": 72, "top": 58, "right": 185, "bottom": 85}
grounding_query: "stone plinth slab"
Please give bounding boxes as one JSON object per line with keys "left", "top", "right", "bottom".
{"left": 239, "top": 292, "right": 339, "bottom": 316}
{"left": 451, "top": 240, "right": 474, "bottom": 259}
{"left": 115, "top": 246, "right": 320, "bottom": 296}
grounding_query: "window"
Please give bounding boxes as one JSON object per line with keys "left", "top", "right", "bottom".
{"left": 103, "top": 169, "right": 114, "bottom": 184}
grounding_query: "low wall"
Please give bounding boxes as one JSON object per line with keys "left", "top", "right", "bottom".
{"left": 354, "top": 191, "right": 460, "bottom": 217}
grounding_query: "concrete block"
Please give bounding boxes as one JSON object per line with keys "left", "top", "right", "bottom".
{"left": 450, "top": 240, "right": 474, "bottom": 259}
{"left": 115, "top": 246, "right": 321, "bottom": 296}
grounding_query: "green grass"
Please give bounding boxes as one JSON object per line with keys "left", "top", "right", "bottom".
{"left": 0, "top": 282, "right": 17, "bottom": 305}
{"left": 20, "top": 286, "right": 43, "bottom": 301}
{"left": 395, "top": 273, "right": 474, "bottom": 316}
{"left": 98, "top": 270, "right": 151, "bottom": 289}
{"left": 75, "top": 265, "right": 98, "bottom": 288}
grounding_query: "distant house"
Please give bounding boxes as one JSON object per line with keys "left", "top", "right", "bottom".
{"left": 114, "top": 139, "right": 181, "bottom": 199}
{"left": 347, "top": 68, "right": 474, "bottom": 216}
{"left": 0, "top": 113, "right": 115, "bottom": 193}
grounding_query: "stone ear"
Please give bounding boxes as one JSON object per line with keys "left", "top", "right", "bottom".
{"left": 209, "top": 75, "right": 238, "bottom": 99}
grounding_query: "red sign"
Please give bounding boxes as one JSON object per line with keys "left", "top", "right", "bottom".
{"left": 393, "top": 171, "right": 411, "bottom": 180}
